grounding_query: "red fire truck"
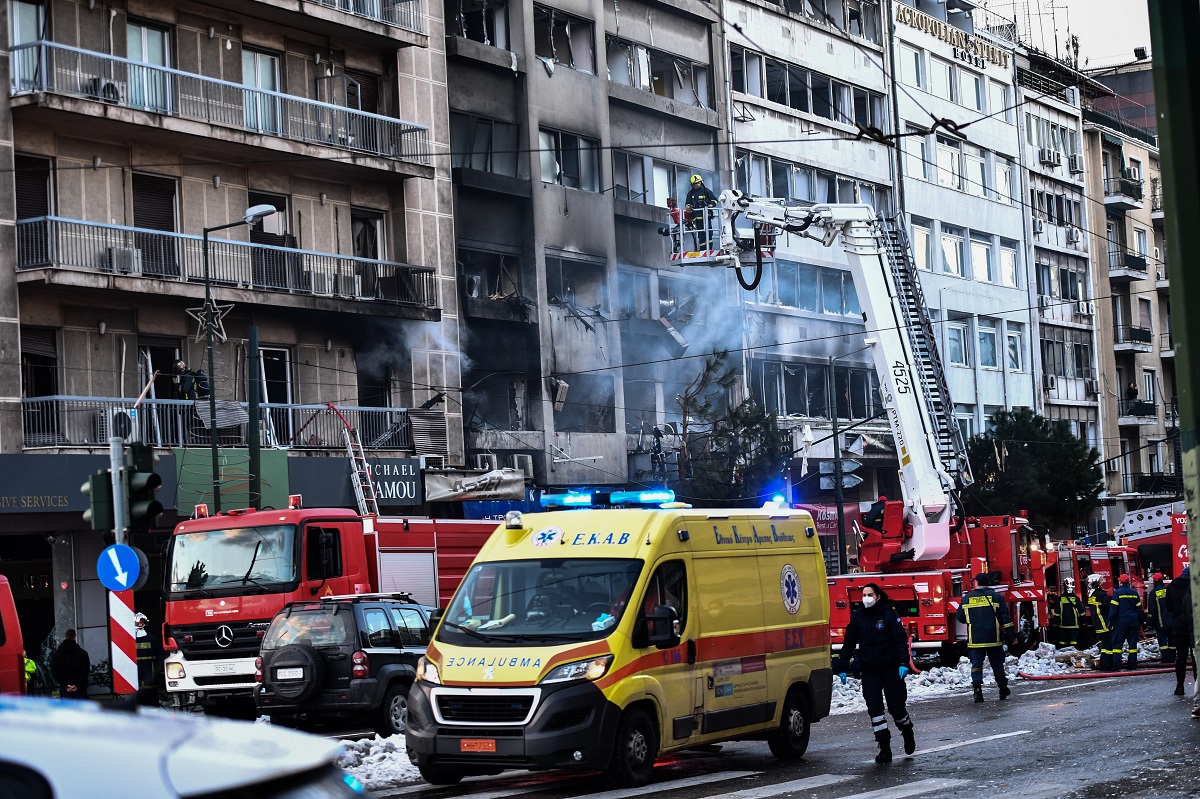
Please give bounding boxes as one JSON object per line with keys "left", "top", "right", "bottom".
{"left": 1117, "top": 505, "right": 1189, "bottom": 579}
{"left": 162, "top": 501, "right": 495, "bottom": 709}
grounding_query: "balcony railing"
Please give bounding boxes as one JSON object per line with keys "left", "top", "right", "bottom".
{"left": 310, "top": 0, "right": 425, "bottom": 34}
{"left": 1161, "top": 332, "right": 1175, "bottom": 351}
{"left": 1113, "top": 324, "right": 1153, "bottom": 345}
{"left": 16, "top": 217, "right": 437, "bottom": 308}
{"left": 1103, "top": 176, "right": 1144, "bottom": 201}
{"left": 22, "top": 396, "right": 430, "bottom": 451}
{"left": 10, "top": 41, "right": 429, "bottom": 165}
{"left": 1118, "top": 399, "right": 1157, "bottom": 417}
{"left": 1108, "top": 248, "right": 1148, "bottom": 273}
{"left": 1122, "top": 471, "right": 1182, "bottom": 495}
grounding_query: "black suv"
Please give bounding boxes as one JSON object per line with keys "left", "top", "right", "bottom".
{"left": 254, "top": 593, "right": 432, "bottom": 736}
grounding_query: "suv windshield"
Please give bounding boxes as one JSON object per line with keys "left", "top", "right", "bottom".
{"left": 168, "top": 524, "right": 298, "bottom": 593}
{"left": 438, "top": 558, "right": 643, "bottom": 646}
{"left": 262, "top": 606, "right": 352, "bottom": 650}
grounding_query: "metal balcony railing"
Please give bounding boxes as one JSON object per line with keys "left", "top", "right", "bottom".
{"left": 10, "top": 41, "right": 429, "bottom": 165}
{"left": 16, "top": 217, "right": 437, "bottom": 308}
{"left": 1161, "top": 332, "right": 1175, "bottom": 351}
{"left": 310, "top": 0, "right": 425, "bottom": 34}
{"left": 1107, "top": 248, "right": 1148, "bottom": 273}
{"left": 1113, "top": 324, "right": 1153, "bottom": 345}
{"left": 1117, "top": 399, "right": 1157, "bottom": 417}
{"left": 22, "top": 396, "right": 428, "bottom": 451}
{"left": 1103, "top": 176, "right": 1144, "bottom": 200}
{"left": 1122, "top": 471, "right": 1182, "bottom": 495}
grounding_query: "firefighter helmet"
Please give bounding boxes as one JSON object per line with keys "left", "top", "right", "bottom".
{"left": 1087, "top": 573, "right": 1103, "bottom": 587}
{"left": 690, "top": 174, "right": 703, "bottom": 185}
{"left": 1063, "top": 577, "right": 1075, "bottom": 592}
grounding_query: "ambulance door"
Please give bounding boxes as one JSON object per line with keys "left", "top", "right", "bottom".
{"left": 633, "top": 559, "right": 700, "bottom": 746}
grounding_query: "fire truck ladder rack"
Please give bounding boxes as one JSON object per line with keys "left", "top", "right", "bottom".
{"left": 878, "top": 216, "right": 973, "bottom": 488}
{"left": 327, "top": 403, "right": 380, "bottom": 517}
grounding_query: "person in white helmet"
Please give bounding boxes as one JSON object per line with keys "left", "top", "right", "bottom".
{"left": 133, "top": 612, "right": 161, "bottom": 692}
{"left": 1086, "top": 573, "right": 1114, "bottom": 670}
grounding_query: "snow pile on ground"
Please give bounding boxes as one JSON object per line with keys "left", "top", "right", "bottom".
{"left": 337, "top": 736, "right": 421, "bottom": 791}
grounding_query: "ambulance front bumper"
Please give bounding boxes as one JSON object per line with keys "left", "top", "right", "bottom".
{"left": 406, "top": 680, "right": 621, "bottom": 772}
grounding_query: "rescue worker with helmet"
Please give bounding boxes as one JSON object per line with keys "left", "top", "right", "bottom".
{"left": 833, "top": 583, "right": 916, "bottom": 763}
{"left": 1054, "top": 577, "right": 1082, "bottom": 648}
{"left": 1147, "top": 572, "right": 1175, "bottom": 664}
{"left": 1107, "top": 573, "right": 1143, "bottom": 670}
{"left": 134, "top": 612, "right": 161, "bottom": 691}
{"left": 1086, "top": 573, "right": 1115, "bottom": 671}
{"left": 1167, "top": 565, "right": 1195, "bottom": 695}
{"left": 956, "top": 572, "right": 1016, "bottom": 703}
{"left": 684, "top": 174, "right": 718, "bottom": 249}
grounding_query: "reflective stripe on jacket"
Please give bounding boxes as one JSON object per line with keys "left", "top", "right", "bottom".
{"left": 1149, "top": 585, "right": 1173, "bottom": 629}
{"left": 1087, "top": 588, "right": 1111, "bottom": 633}
{"left": 1057, "top": 594, "right": 1082, "bottom": 629}
{"left": 1107, "top": 585, "right": 1142, "bottom": 629}
{"left": 955, "top": 586, "right": 1014, "bottom": 648}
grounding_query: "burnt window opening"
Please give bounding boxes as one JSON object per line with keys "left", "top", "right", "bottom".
{"left": 618, "top": 270, "right": 651, "bottom": 319}
{"left": 533, "top": 5, "right": 594, "bottom": 73}
{"left": 465, "top": 370, "right": 536, "bottom": 432}
{"left": 749, "top": 358, "right": 878, "bottom": 419}
{"left": 460, "top": 248, "right": 520, "bottom": 300}
{"left": 450, "top": 112, "right": 519, "bottom": 177}
{"left": 658, "top": 278, "right": 701, "bottom": 327}
{"left": 546, "top": 255, "right": 605, "bottom": 308}
{"left": 606, "top": 36, "right": 710, "bottom": 108}
{"left": 450, "top": 0, "right": 509, "bottom": 49}
{"left": 538, "top": 128, "right": 600, "bottom": 192}
{"left": 552, "top": 372, "right": 616, "bottom": 433}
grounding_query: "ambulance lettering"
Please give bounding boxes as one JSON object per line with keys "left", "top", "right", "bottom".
{"left": 570, "top": 532, "right": 632, "bottom": 546}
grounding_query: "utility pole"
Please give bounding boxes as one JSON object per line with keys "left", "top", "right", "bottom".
{"left": 1147, "top": 0, "right": 1200, "bottom": 670}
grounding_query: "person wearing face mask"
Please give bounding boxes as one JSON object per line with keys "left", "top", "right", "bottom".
{"left": 833, "top": 583, "right": 915, "bottom": 764}
{"left": 956, "top": 572, "right": 1016, "bottom": 703}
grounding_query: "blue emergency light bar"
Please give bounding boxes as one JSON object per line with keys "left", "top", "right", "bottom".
{"left": 541, "top": 489, "right": 676, "bottom": 509}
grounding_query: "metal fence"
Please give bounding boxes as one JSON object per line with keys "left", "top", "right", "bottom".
{"left": 22, "top": 396, "right": 420, "bottom": 451}
{"left": 10, "top": 41, "right": 429, "bottom": 165}
{"left": 1102, "top": 176, "right": 1144, "bottom": 201}
{"left": 310, "top": 0, "right": 425, "bottom": 33}
{"left": 1107, "top": 248, "right": 1148, "bottom": 273}
{"left": 16, "top": 217, "right": 437, "bottom": 308}
{"left": 1117, "top": 399, "right": 1157, "bottom": 418}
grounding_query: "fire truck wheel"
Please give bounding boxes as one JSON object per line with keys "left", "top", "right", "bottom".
{"left": 767, "top": 687, "right": 811, "bottom": 760}
{"left": 938, "top": 643, "right": 964, "bottom": 667}
{"left": 266, "top": 644, "right": 325, "bottom": 703}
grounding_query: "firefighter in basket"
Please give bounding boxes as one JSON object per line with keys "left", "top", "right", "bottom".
{"left": 684, "top": 175, "right": 718, "bottom": 250}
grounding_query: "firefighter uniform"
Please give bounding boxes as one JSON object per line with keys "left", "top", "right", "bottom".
{"left": 1167, "top": 566, "right": 1194, "bottom": 694}
{"left": 1147, "top": 574, "right": 1175, "bottom": 664}
{"left": 1107, "top": 576, "right": 1143, "bottom": 670}
{"left": 1055, "top": 589, "right": 1083, "bottom": 648}
{"left": 1086, "top": 581, "right": 1114, "bottom": 671}
{"left": 955, "top": 574, "right": 1015, "bottom": 702}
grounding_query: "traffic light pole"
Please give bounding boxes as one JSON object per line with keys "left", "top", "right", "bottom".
{"left": 109, "top": 437, "right": 128, "bottom": 545}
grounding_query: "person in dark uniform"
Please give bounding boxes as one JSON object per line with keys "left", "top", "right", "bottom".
{"left": 1086, "top": 573, "right": 1115, "bottom": 671}
{"left": 1167, "top": 566, "right": 1195, "bottom": 695}
{"left": 956, "top": 573, "right": 1015, "bottom": 703}
{"left": 134, "top": 612, "right": 162, "bottom": 692}
{"left": 863, "top": 496, "right": 887, "bottom": 533}
{"left": 1107, "top": 573, "right": 1143, "bottom": 670}
{"left": 1147, "top": 572, "right": 1175, "bottom": 664}
{"left": 684, "top": 175, "right": 718, "bottom": 249}
{"left": 49, "top": 629, "right": 90, "bottom": 700}
{"left": 1055, "top": 578, "right": 1082, "bottom": 648}
{"left": 833, "top": 583, "right": 916, "bottom": 763}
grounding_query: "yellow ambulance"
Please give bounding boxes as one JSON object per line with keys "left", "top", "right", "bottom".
{"left": 405, "top": 496, "right": 832, "bottom": 787}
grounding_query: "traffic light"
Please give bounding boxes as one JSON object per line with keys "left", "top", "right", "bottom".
{"left": 81, "top": 470, "right": 114, "bottom": 532}
{"left": 125, "top": 443, "right": 163, "bottom": 532}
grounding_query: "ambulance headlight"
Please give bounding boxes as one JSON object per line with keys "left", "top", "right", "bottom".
{"left": 417, "top": 656, "right": 441, "bottom": 685}
{"left": 540, "top": 655, "right": 613, "bottom": 684}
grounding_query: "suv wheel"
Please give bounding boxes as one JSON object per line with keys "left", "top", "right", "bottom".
{"left": 418, "top": 764, "right": 463, "bottom": 785}
{"left": 373, "top": 683, "right": 409, "bottom": 737}
{"left": 265, "top": 644, "right": 325, "bottom": 703}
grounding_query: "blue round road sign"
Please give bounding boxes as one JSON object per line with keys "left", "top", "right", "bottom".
{"left": 97, "top": 544, "right": 142, "bottom": 593}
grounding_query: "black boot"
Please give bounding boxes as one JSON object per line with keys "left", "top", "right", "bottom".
{"left": 898, "top": 717, "right": 916, "bottom": 755}
{"left": 874, "top": 731, "right": 892, "bottom": 763}
{"left": 1176, "top": 682, "right": 1185, "bottom": 696}
{"left": 999, "top": 683, "right": 1011, "bottom": 700}
{"left": 973, "top": 685, "right": 984, "bottom": 703}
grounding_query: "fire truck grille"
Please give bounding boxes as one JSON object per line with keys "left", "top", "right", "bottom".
{"left": 436, "top": 694, "right": 535, "bottom": 723}
{"left": 171, "top": 622, "right": 266, "bottom": 660}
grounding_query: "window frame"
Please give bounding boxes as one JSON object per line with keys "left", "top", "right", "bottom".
{"left": 946, "top": 322, "right": 969, "bottom": 367}
{"left": 539, "top": 128, "right": 600, "bottom": 192}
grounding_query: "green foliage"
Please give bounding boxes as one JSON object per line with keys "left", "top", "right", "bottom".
{"left": 958, "top": 407, "right": 1103, "bottom": 530}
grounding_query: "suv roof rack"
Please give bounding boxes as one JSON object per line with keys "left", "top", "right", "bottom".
{"left": 316, "top": 592, "right": 415, "bottom": 603}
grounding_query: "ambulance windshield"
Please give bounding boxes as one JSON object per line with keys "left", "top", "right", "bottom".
{"left": 439, "top": 558, "right": 644, "bottom": 645}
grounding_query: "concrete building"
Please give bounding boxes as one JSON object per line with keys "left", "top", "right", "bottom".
{"left": 2, "top": 0, "right": 455, "bottom": 662}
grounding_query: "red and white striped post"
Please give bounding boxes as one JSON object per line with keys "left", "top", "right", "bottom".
{"left": 108, "top": 588, "right": 138, "bottom": 695}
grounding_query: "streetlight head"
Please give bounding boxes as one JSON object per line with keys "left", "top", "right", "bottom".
{"left": 244, "top": 204, "right": 277, "bottom": 226}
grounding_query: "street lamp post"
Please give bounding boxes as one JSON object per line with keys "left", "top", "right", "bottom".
{"left": 202, "top": 204, "right": 277, "bottom": 513}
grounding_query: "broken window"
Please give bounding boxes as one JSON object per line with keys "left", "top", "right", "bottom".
{"left": 450, "top": 112, "right": 519, "bottom": 176}
{"left": 608, "top": 36, "right": 710, "bottom": 107}
{"left": 459, "top": 248, "right": 519, "bottom": 299}
{"left": 539, "top": 128, "right": 599, "bottom": 191}
{"left": 534, "top": 5, "right": 594, "bottom": 73}
{"left": 618, "top": 270, "right": 651, "bottom": 319}
{"left": 612, "top": 150, "right": 651, "bottom": 202}
{"left": 546, "top": 254, "right": 605, "bottom": 308}
{"left": 451, "top": 0, "right": 509, "bottom": 49}
{"left": 552, "top": 372, "right": 615, "bottom": 433}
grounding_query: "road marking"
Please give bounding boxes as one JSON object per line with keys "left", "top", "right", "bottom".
{"left": 443, "top": 770, "right": 762, "bottom": 799}
{"left": 1020, "top": 678, "right": 1117, "bottom": 696}
{"left": 909, "top": 730, "right": 1031, "bottom": 756}
{"left": 834, "top": 778, "right": 969, "bottom": 799}
{"left": 722, "top": 773, "right": 854, "bottom": 798}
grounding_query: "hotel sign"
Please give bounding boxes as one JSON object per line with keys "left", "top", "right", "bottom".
{"left": 895, "top": 3, "right": 1010, "bottom": 71}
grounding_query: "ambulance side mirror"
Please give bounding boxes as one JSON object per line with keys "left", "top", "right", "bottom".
{"left": 644, "top": 605, "right": 682, "bottom": 649}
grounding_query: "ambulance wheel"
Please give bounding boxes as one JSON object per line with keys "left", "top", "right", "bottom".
{"left": 606, "top": 707, "right": 658, "bottom": 787}
{"left": 418, "top": 765, "right": 463, "bottom": 785}
{"left": 768, "top": 689, "right": 811, "bottom": 760}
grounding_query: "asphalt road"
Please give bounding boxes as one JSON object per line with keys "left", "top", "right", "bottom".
{"left": 375, "top": 671, "right": 1200, "bottom": 799}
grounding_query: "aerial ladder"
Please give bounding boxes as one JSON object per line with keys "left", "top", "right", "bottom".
{"left": 682, "top": 191, "right": 972, "bottom": 562}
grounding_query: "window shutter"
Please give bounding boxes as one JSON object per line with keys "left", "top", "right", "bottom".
{"left": 132, "top": 173, "right": 177, "bottom": 232}
{"left": 21, "top": 327, "right": 57, "bottom": 358}
{"left": 15, "top": 154, "right": 51, "bottom": 220}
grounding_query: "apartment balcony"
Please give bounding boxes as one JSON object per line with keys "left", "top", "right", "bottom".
{"left": 1117, "top": 399, "right": 1158, "bottom": 425}
{"left": 1113, "top": 324, "right": 1154, "bottom": 353}
{"left": 1151, "top": 182, "right": 1165, "bottom": 224}
{"left": 1103, "top": 176, "right": 1144, "bottom": 211}
{"left": 1157, "top": 266, "right": 1170, "bottom": 293}
{"left": 16, "top": 217, "right": 439, "bottom": 319}
{"left": 203, "top": 0, "right": 427, "bottom": 47}
{"left": 1121, "top": 471, "right": 1182, "bottom": 497}
{"left": 1108, "top": 248, "right": 1148, "bottom": 283}
{"left": 10, "top": 42, "right": 431, "bottom": 175}
{"left": 1161, "top": 332, "right": 1175, "bottom": 359}
{"left": 22, "top": 396, "right": 445, "bottom": 453}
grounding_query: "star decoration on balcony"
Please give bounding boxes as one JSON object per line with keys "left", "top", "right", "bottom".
{"left": 185, "top": 301, "right": 235, "bottom": 343}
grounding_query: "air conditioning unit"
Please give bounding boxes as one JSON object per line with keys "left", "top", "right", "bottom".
{"left": 105, "top": 247, "right": 143, "bottom": 275}
{"left": 1039, "top": 147, "right": 1058, "bottom": 166}
{"left": 1086, "top": 300, "right": 1096, "bottom": 316}
{"left": 472, "top": 453, "right": 499, "bottom": 471}
{"left": 1065, "top": 87, "right": 1079, "bottom": 106}
{"left": 509, "top": 454, "right": 534, "bottom": 478}
{"left": 1085, "top": 378, "right": 1100, "bottom": 396}
{"left": 1051, "top": 150, "right": 1063, "bottom": 167}
{"left": 309, "top": 271, "right": 336, "bottom": 296}
{"left": 338, "top": 273, "right": 363, "bottom": 299}
{"left": 1153, "top": 247, "right": 1162, "bottom": 261}
{"left": 1069, "top": 153, "right": 1084, "bottom": 174}
{"left": 1032, "top": 218, "right": 1044, "bottom": 234}
{"left": 548, "top": 377, "right": 569, "bottom": 412}
{"left": 1077, "top": 300, "right": 1092, "bottom": 316}
{"left": 1106, "top": 459, "right": 1120, "bottom": 474}
{"left": 1042, "top": 373, "right": 1057, "bottom": 391}
{"left": 464, "top": 274, "right": 483, "bottom": 299}
{"left": 1066, "top": 227, "right": 1082, "bottom": 244}
{"left": 97, "top": 407, "right": 139, "bottom": 444}
{"left": 85, "top": 76, "right": 123, "bottom": 104}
